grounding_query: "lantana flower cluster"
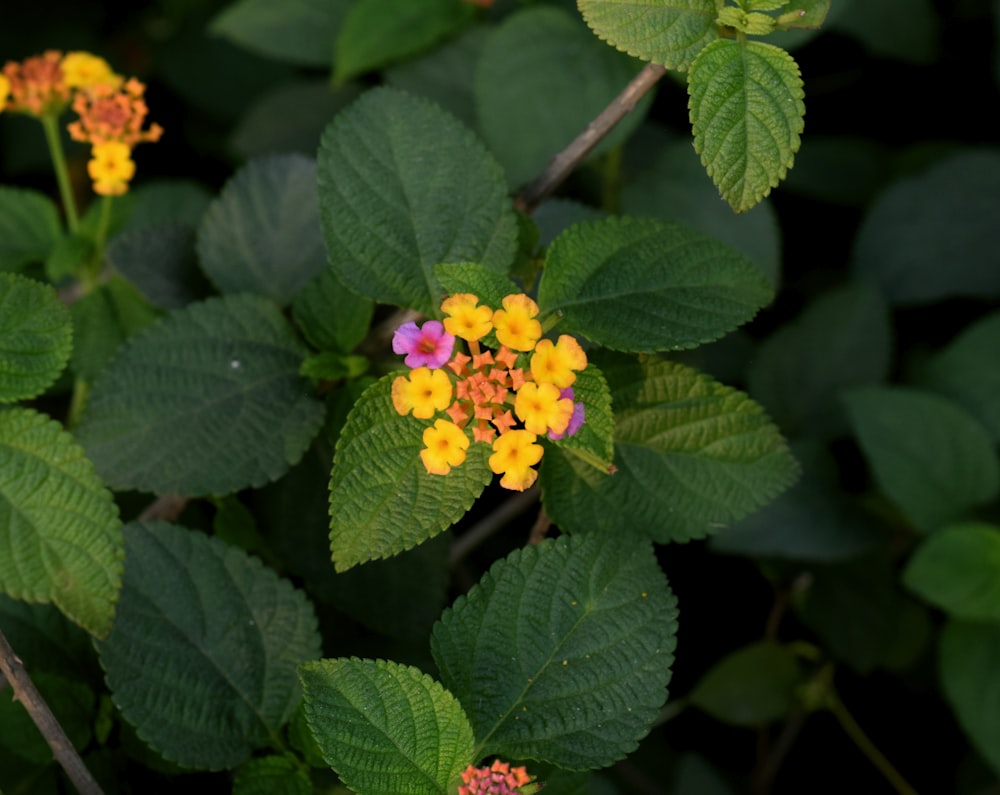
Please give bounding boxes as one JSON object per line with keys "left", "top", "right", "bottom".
{"left": 1, "top": 50, "right": 162, "bottom": 196}
{"left": 458, "top": 759, "right": 536, "bottom": 794}
{"left": 392, "top": 293, "right": 587, "bottom": 492}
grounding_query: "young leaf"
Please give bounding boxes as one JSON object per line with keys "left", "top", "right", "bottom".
{"left": 96, "top": 521, "right": 321, "bottom": 770}
{"left": 842, "top": 387, "right": 1000, "bottom": 533}
{"left": 0, "top": 273, "right": 72, "bottom": 403}
{"left": 0, "top": 187, "right": 61, "bottom": 273}
{"left": 546, "top": 361, "right": 615, "bottom": 472}
{"left": 541, "top": 354, "right": 798, "bottom": 542}
{"left": 537, "top": 217, "right": 773, "bottom": 352}
{"left": 0, "top": 408, "right": 122, "bottom": 638}
{"left": 940, "top": 620, "right": 1000, "bottom": 777}
{"left": 299, "top": 658, "right": 475, "bottom": 794}
{"left": 317, "top": 87, "right": 517, "bottom": 315}
{"left": 779, "top": 0, "right": 831, "bottom": 29}
{"left": 334, "top": 0, "right": 474, "bottom": 83}
{"left": 196, "top": 154, "right": 327, "bottom": 305}
{"left": 329, "top": 374, "right": 492, "bottom": 571}
{"left": 577, "top": 0, "right": 720, "bottom": 71}
{"left": 76, "top": 294, "right": 325, "bottom": 496}
{"left": 903, "top": 523, "right": 1000, "bottom": 622}
{"left": 689, "top": 39, "right": 805, "bottom": 213}
{"left": 431, "top": 532, "right": 678, "bottom": 770}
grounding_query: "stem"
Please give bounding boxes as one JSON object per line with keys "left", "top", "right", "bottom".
{"left": 600, "top": 144, "right": 623, "bottom": 215}
{"left": 86, "top": 193, "right": 114, "bottom": 287}
{"left": 449, "top": 487, "right": 540, "bottom": 565}
{"left": 514, "top": 62, "right": 667, "bottom": 214}
{"left": 0, "top": 628, "right": 105, "bottom": 795}
{"left": 41, "top": 114, "right": 80, "bottom": 233}
{"left": 66, "top": 378, "right": 88, "bottom": 429}
{"left": 137, "top": 495, "right": 190, "bottom": 522}
{"left": 828, "top": 691, "right": 920, "bottom": 795}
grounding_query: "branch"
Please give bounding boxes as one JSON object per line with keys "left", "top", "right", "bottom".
{"left": 449, "top": 487, "right": 540, "bottom": 566}
{"left": 514, "top": 62, "right": 668, "bottom": 214}
{"left": 0, "top": 628, "right": 105, "bottom": 795}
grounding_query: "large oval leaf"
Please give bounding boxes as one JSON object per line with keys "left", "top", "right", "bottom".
{"left": 96, "top": 521, "right": 321, "bottom": 770}
{"left": 0, "top": 408, "right": 122, "bottom": 638}
{"left": 541, "top": 353, "right": 798, "bottom": 543}
{"left": 317, "top": 87, "right": 517, "bottom": 315}
{"left": 76, "top": 294, "right": 324, "bottom": 496}
{"left": 431, "top": 532, "right": 678, "bottom": 770}
{"left": 537, "top": 217, "right": 773, "bottom": 352}
{"left": 300, "top": 658, "right": 475, "bottom": 794}
{"left": 0, "top": 188, "right": 61, "bottom": 273}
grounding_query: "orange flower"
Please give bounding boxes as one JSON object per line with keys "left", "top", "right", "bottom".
{"left": 68, "top": 77, "right": 163, "bottom": 148}
{"left": 2, "top": 50, "right": 70, "bottom": 116}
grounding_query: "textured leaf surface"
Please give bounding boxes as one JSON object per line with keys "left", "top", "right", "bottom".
{"left": 940, "top": 620, "right": 1000, "bottom": 776}
{"left": 293, "top": 268, "right": 374, "bottom": 354}
{"left": 432, "top": 532, "right": 678, "bottom": 770}
{"left": 547, "top": 361, "right": 615, "bottom": 472}
{"left": 843, "top": 387, "right": 1000, "bottom": 532}
{"left": 538, "top": 217, "right": 772, "bottom": 352}
{"left": 329, "top": 374, "right": 491, "bottom": 570}
{"left": 106, "top": 224, "right": 209, "bottom": 310}
{"left": 0, "top": 274, "right": 72, "bottom": 403}
{"left": 0, "top": 408, "right": 122, "bottom": 638}
{"left": 197, "top": 154, "right": 327, "bottom": 305}
{"left": 541, "top": 354, "right": 798, "bottom": 543}
{"left": 233, "top": 756, "right": 312, "bottom": 795}
{"left": 577, "top": 0, "right": 719, "bottom": 71}
{"left": 300, "top": 658, "right": 474, "bottom": 794}
{"left": 0, "top": 188, "right": 61, "bottom": 273}
{"left": 317, "top": 87, "right": 517, "bottom": 315}
{"left": 97, "top": 521, "right": 321, "bottom": 770}
{"left": 689, "top": 39, "right": 805, "bottom": 213}
{"left": 476, "top": 6, "right": 649, "bottom": 189}
{"left": 904, "top": 523, "right": 1000, "bottom": 621}
{"left": 211, "top": 0, "right": 348, "bottom": 66}
{"left": 434, "top": 263, "right": 520, "bottom": 312}
{"left": 334, "top": 0, "right": 473, "bottom": 82}
{"left": 76, "top": 295, "right": 324, "bottom": 496}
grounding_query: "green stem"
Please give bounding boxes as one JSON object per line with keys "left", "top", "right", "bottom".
{"left": 41, "top": 113, "right": 80, "bottom": 234}
{"left": 828, "top": 691, "right": 920, "bottom": 795}
{"left": 600, "top": 144, "right": 623, "bottom": 215}
{"left": 66, "top": 379, "right": 88, "bottom": 430}
{"left": 86, "top": 193, "right": 114, "bottom": 286}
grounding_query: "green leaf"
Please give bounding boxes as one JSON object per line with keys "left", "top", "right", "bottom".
{"left": 843, "top": 387, "right": 1000, "bottom": 532}
{"left": 541, "top": 354, "right": 798, "bottom": 543}
{"left": 0, "top": 672, "right": 94, "bottom": 765}
{"left": 76, "top": 294, "right": 325, "bottom": 497}
{"left": 299, "top": 658, "right": 475, "bottom": 794}
{"left": 911, "top": 311, "right": 1000, "bottom": 442}
{"left": 577, "top": 0, "right": 720, "bottom": 71}
{"left": 778, "top": 0, "right": 831, "bottom": 29}
{"left": 0, "top": 408, "right": 122, "bottom": 638}
{"left": 96, "top": 521, "right": 321, "bottom": 770}
{"left": 117, "top": 180, "right": 213, "bottom": 235}
{"left": 334, "top": 0, "right": 474, "bottom": 83}
{"left": 210, "top": 0, "right": 349, "bottom": 66}
{"left": 233, "top": 756, "right": 313, "bottom": 795}
{"left": 0, "top": 274, "right": 72, "bottom": 403}
{"left": 690, "top": 641, "right": 802, "bottom": 726}
{"left": 547, "top": 361, "right": 615, "bottom": 472}
{"left": 329, "top": 374, "right": 492, "bottom": 570}
{"left": 779, "top": 135, "right": 892, "bottom": 206}
{"left": 318, "top": 87, "right": 517, "bottom": 315}
{"left": 197, "top": 154, "right": 327, "bottom": 305}
{"left": 292, "top": 268, "right": 374, "bottom": 354}
{"left": 431, "top": 532, "right": 678, "bottom": 770}
{"left": 434, "top": 262, "right": 520, "bottom": 311}
{"left": 903, "top": 523, "right": 1000, "bottom": 622}
{"left": 941, "top": 620, "right": 1000, "bottom": 777}
{"left": 0, "top": 595, "right": 94, "bottom": 681}
{"left": 537, "top": 217, "right": 773, "bottom": 352}
{"left": 689, "top": 39, "right": 805, "bottom": 213}
{"left": 851, "top": 150, "right": 1000, "bottom": 304}
{"left": 747, "top": 282, "right": 891, "bottom": 438}
{"left": 106, "top": 224, "right": 211, "bottom": 310}
{"left": 475, "top": 6, "right": 650, "bottom": 189}
{"left": 0, "top": 188, "right": 62, "bottom": 273}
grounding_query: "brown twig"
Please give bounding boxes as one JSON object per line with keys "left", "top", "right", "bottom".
{"left": 137, "top": 494, "right": 189, "bottom": 522}
{"left": 449, "top": 487, "right": 540, "bottom": 566}
{"left": 0, "top": 628, "right": 105, "bottom": 795}
{"left": 527, "top": 505, "right": 551, "bottom": 545}
{"left": 514, "top": 62, "right": 668, "bottom": 214}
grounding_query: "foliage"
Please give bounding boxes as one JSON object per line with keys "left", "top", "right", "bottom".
{"left": 0, "top": 1, "right": 997, "bottom": 794}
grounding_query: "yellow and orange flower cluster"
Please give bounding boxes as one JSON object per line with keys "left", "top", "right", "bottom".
{"left": 1, "top": 50, "right": 162, "bottom": 196}
{"left": 392, "top": 293, "right": 587, "bottom": 492}
{"left": 458, "top": 759, "right": 535, "bottom": 794}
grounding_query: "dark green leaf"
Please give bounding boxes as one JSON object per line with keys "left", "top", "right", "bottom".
{"left": 431, "top": 532, "right": 678, "bottom": 770}
{"left": 0, "top": 188, "right": 61, "bottom": 273}
{"left": 233, "top": 756, "right": 312, "bottom": 795}
{"left": 117, "top": 180, "right": 213, "bottom": 235}
{"left": 434, "top": 262, "right": 520, "bottom": 312}
{"left": 106, "top": 224, "right": 210, "bottom": 310}
{"left": 292, "top": 267, "right": 374, "bottom": 354}
{"left": 829, "top": 0, "right": 939, "bottom": 64}
{"left": 0, "top": 673, "right": 93, "bottom": 765}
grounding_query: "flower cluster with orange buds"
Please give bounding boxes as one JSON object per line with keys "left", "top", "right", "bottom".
{"left": 458, "top": 759, "right": 537, "bottom": 794}
{"left": 392, "top": 293, "right": 587, "bottom": 491}
{"left": 1, "top": 50, "right": 161, "bottom": 196}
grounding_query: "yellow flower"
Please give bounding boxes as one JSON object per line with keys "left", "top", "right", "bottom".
{"left": 0, "top": 74, "right": 9, "bottom": 112}
{"left": 492, "top": 294, "right": 541, "bottom": 352}
{"left": 391, "top": 367, "right": 453, "bottom": 419}
{"left": 442, "top": 293, "right": 493, "bottom": 341}
{"left": 420, "top": 419, "right": 470, "bottom": 475}
{"left": 60, "top": 52, "right": 120, "bottom": 89}
{"left": 87, "top": 141, "right": 135, "bottom": 196}
{"left": 530, "top": 335, "right": 587, "bottom": 388}
{"left": 489, "top": 430, "right": 543, "bottom": 491}
{"left": 514, "top": 381, "right": 573, "bottom": 436}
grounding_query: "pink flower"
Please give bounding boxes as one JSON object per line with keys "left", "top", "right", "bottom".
{"left": 392, "top": 320, "right": 455, "bottom": 369}
{"left": 548, "top": 387, "right": 585, "bottom": 440}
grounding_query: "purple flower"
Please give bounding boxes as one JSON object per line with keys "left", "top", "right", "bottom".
{"left": 548, "top": 387, "right": 585, "bottom": 440}
{"left": 392, "top": 320, "right": 455, "bottom": 369}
